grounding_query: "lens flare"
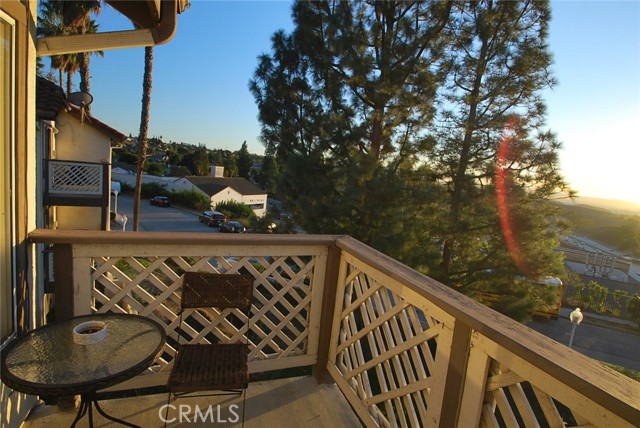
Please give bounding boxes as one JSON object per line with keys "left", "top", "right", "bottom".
{"left": 496, "top": 116, "right": 532, "bottom": 278}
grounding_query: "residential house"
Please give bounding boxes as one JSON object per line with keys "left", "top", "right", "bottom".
{"left": 37, "top": 76, "right": 128, "bottom": 231}
{"left": 176, "top": 175, "right": 268, "bottom": 216}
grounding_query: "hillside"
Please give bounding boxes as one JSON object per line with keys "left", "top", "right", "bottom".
{"left": 552, "top": 201, "right": 640, "bottom": 258}
{"left": 555, "top": 196, "right": 640, "bottom": 215}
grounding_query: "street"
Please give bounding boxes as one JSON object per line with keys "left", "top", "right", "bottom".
{"left": 528, "top": 312, "right": 640, "bottom": 371}
{"left": 111, "top": 193, "right": 215, "bottom": 233}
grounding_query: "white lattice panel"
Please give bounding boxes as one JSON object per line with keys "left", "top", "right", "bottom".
{"left": 472, "top": 333, "right": 632, "bottom": 428}
{"left": 48, "top": 161, "right": 103, "bottom": 195}
{"left": 332, "top": 262, "right": 446, "bottom": 428}
{"left": 88, "top": 253, "right": 320, "bottom": 374}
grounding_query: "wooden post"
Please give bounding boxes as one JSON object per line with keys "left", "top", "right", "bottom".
{"left": 436, "top": 322, "right": 472, "bottom": 428}
{"left": 52, "top": 244, "right": 74, "bottom": 322}
{"left": 312, "top": 243, "right": 342, "bottom": 384}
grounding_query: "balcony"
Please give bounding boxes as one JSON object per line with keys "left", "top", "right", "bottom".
{"left": 23, "top": 229, "right": 640, "bottom": 427}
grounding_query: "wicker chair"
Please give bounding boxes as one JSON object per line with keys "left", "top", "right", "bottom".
{"left": 166, "top": 272, "right": 254, "bottom": 424}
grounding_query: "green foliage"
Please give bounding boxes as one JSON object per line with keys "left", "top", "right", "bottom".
{"left": 470, "top": 277, "right": 553, "bottom": 323}
{"left": 182, "top": 145, "right": 210, "bottom": 176}
{"left": 169, "top": 189, "right": 210, "bottom": 211}
{"left": 613, "top": 290, "right": 628, "bottom": 313}
{"left": 248, "top": 213, "right": 278, "bottom": 234}
{"left": 169, "top": 165, "right": 191, "bottom": 177}
{"left": 114, "top": 148, "right": 138, "bottom": 164}
{"left": 215, "top": 200, "right": 253, "bottom": 220}
{"left": 140, "top": 182, "right": 169, "bottom": 199}
{"left": 145, "top": 161, "right": 164, "bottom": 176}
{"left": 237, "top": 141, "right": 253, "bottom": 180}
{"left": 139, "top": 183, "right": 208, "bottom": 210}
{"left": 255, "top": 154, "right": 279, "bottom": 194}
{"left": 251, "top": 0, "right": 568, "bottom": 321}
{"left": 556, "top": 203, "right": 640, "bottom": 258}
{"left": 117, "top": 181, "right": 134, "bottom": 193}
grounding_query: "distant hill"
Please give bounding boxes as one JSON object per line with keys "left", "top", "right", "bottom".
{"left": 551, "top": 199, "right": 640, "bottom": 258}
{"left": 554, "top": 196, "right": 640, "bottom": 215}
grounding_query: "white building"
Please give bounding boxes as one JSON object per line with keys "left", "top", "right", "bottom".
{"left": 176, "top": 176, "right": 267, "bottom": 217}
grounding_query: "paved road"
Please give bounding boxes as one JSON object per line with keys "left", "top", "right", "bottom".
{"left": 111, "top": 194, "right": 216, "bottom": 233}
{"left": 528, "top": 314, "right": 640, "bottom": 371}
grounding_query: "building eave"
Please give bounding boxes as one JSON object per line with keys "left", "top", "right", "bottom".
{"left": 36, "top": 0, "right": 188, "bottom": 57}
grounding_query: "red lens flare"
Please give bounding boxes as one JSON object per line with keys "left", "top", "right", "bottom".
{"left": 496, "top": 116, "right": 532, "bottom": 278}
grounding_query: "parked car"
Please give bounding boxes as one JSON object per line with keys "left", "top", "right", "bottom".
{"left": 149, "top": 196, "right": 170, "bottom": 207}
{"left": 219, "top": 221, "right": 246, "bottom": 233}
{"left": 199, "top": 210, "right": 227, "bottom": 227}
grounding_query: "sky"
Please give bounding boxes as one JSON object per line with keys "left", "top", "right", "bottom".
{"left": 63, "top": 1, "right": 640, "bottom": 205}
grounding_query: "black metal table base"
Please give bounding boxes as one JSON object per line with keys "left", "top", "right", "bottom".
{"left": 70, "top": 393, "right": 140, "bottom": 428}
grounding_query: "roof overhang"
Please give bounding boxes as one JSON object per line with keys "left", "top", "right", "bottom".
{"left": 36, "top": 0, "right": 189, "bottom": 57}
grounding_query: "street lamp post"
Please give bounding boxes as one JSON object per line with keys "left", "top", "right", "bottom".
{"left": 568, "top": 308, "right": 583, "bottom": 348}
{"left": 113, "top": 190, "right": 119, "bottom": 215}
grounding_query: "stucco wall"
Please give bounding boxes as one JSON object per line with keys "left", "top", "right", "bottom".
{"left": 53, "top": 111, "right": 113, "bottom": 230}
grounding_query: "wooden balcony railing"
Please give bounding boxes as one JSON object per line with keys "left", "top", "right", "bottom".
{"left": 29, "top": 229, "right": 640, "bottom": 428}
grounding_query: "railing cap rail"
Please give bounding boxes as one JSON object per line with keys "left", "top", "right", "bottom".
{"left": 28, "top": 229, "right": 344, "bottom": 247}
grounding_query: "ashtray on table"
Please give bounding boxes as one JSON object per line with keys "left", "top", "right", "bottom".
{"left": 73, "top": 321, "right": 107, "bottom": 345}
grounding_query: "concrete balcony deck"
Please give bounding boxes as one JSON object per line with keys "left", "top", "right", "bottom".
{"left": 21, "top": 376, "right": 361, "bottom": 428}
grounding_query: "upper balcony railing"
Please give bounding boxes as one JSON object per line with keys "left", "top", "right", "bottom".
{"left": 43, "top": 159, "right": 111, "bottom": 229}
{"left": 29, "top": 229, "right": 640, "bottom": 428}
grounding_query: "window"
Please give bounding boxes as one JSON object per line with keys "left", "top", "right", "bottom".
{"left": 1, "top": 11, "right": 16, "bottom": 342}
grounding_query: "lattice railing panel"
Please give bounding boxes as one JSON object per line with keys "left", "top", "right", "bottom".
{"left": 89, "top": 253, "right": 319, "bottom": 373}
{"left": 474, "top": 334, "right": 611, "bottom": 428}
{"left": 333, "top": 262, "right": 447, "bottom": 428}
{"left": 48, "top": 160, "right": 103, "bottom": 195}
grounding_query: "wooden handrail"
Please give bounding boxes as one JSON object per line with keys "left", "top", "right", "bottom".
{"left": 29, "top": 229, "right": 344, "bottom": 247}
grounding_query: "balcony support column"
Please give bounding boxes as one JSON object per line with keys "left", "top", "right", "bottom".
{"left": 52, "top": 244, "right": 75, "bottom": 322}
{"left": 312, "top": 243, "right": 342, "bottom": 384}
{"left": 435, "top": 321, "right": 473, "bottom": 428}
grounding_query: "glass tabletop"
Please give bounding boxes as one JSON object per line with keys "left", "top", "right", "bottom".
{"left": 1, "top": 313, "right": 165, "bottom": 396}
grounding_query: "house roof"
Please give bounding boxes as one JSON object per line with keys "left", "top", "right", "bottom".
{"left": 36, "top": 77, "right": 129, "bottom": 145}
{"left": 36, "top": 77, "right": 67, "bottom": 120}
{"left": 185, "top": 176, "right": 266, "bottom": 197}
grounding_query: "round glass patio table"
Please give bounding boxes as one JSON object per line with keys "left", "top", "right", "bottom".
{"left": 1, "top": 313, "right": 166, "bottom": 427}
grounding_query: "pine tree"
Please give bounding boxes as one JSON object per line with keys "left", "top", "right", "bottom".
{"left": 251, "top": 0, "right": 571, "bottom": 321}
{"left": 430, "top": 1, "right": 571, "bottom": 293}
{"left": 237, "top": 141, "right": 253, "bottom": 180}
{"left": 251, "top": 1, "right": 451, "bottom": 256}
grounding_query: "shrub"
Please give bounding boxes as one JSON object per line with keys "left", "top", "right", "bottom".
{"left": 170, "top": 189, "right": 210, "bottom": 211}
{"left": 141, "top": 182, "right": 169, "bottom": 199}
{"left": 215, "top": 200, "right": 253, "bottom": 219}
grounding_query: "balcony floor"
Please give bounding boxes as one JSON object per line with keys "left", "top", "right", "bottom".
{"left": 21, "top": 376, "right": 362, "bottom": 428}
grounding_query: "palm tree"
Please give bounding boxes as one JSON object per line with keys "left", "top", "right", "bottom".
{"left": 49, "top": 0, "right": 101, "bottom": 113}
{"left": 38, "top": 1, "right": 70, "bottom": 89}
{"left": 38, "top": 1, "right": 103, "bottom": 99}
{"left": 133, "top": 46, "right": 154, "bottom": 231}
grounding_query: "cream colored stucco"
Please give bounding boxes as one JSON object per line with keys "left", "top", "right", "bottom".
{"left": 52, "top": 110, "right": 114, "bottom": 230}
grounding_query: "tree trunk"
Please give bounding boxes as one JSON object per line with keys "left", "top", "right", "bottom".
{"left": 66, "top": 71, "right": 72, "bottom": 96}
{"left": 78, "top": 52, "right": 91, "bottom": 115}
{"left": 133, "top": 46, "right": 154, "bottom": 231}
